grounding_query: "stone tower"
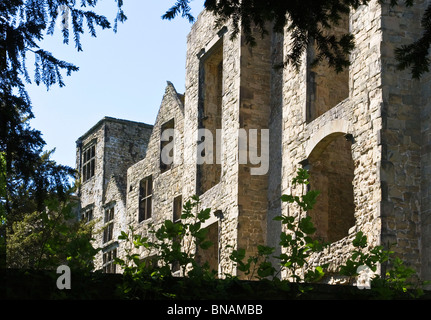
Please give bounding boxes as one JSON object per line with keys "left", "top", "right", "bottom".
{"left": 76, "top": 117, "right": 152, "bottom": 272}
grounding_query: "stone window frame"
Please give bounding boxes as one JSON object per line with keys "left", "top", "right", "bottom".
{"left": 304, "top": 12, "right": 351, "bottom": 124}
{"left": 138, "top": 175, "right": 153, "bottom": 223}
{"left": 82, "top": 141, "right": 96, "bottom": 183}
{"left": 81, "top": 203, "right": 94, "bottom": 223}
{"left": 103, "top": 203, "right": 115, "bottom": 244}
{"left": 160, "top": 118, "right": 175, "bottom": 173}
{"left": 196, "top": 27, "right": 226, "bottom": 195}
{"left": 173, "top": 194, "right": 182, "bottom": 223}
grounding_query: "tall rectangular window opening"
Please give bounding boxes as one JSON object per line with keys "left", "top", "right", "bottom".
{"left": 160, "top": 119, "right": 175, "bottom": 173}
{"left": 103, "top": 206, "right": 114, "bottom": 243}
{"left": 81, "top": 207, "right": 93, "bottom": 223}
{"left": 171, "top": 195, "right": 183, "bottom": 275}
{"left": 139, "top": 176, "right": 152, "bottom": 222}
{"left": 195, "top": 222, "right": 219, "bottom": 273}
{"left": 82, "top": 144, "right": 96, "bottom": 182}
{"left": 103, "top": 248, "right": 117, "bottom": 273}
{"left": 197, "top": 39, "right": 223, "bottom": 194}
{"left": 306, "top": 11, "right": 350, "bottom": 123}
{"left": 173, "top": 195, "right": 182, "bottom": 223}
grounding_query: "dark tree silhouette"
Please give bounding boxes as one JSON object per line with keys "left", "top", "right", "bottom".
{"left": 164, "top": 0, "right": 431, "bottom": 78}
{"left": 0, "top": 0, "right": 127, "bottom": 268}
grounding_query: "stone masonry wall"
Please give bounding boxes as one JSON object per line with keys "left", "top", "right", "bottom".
{"left": 76, "top": 120, "right": 106, "bottom": 222}
{"left": 420, "top": 1, "right": 431, "bottom": 281}
{"left": 237, "top": 24, "right": 272, "bottom": 261}
{"left": 379, "top": 1, "right": 427, "bottom": 276}
{"left": 125, "top": 82, "right": 185, "bottom": 262}
{"left": 279, "top": 0, "right": 385, "bottom": 280}
{"left": 183, "top": 10, "right": 242, "bottom": 276}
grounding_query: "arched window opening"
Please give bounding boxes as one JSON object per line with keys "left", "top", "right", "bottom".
{"left": 307, "top": 134, "right": 355, "bottom": 243}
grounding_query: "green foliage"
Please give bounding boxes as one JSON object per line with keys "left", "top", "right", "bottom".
{"left": 1, "top": 0, "right": 127, "bottom": 271}
{"left": 6, "top": 189, "right": 99, "bottom": 271}
{"left": 0, "top": 152, "right": 6, "bottom": 224}
{"left": 0, "top": 152, "right": 6, "bottom": 268}
{"left": 338, "top": 232, "right": 391, "bottom": 277}
{"left": 339, "top": 231, "right": 429, "bottom": 299}
{"left": 115, "top": 195, "right": 217, "bottom": 299}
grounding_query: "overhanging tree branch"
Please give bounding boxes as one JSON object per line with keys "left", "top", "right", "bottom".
{"left": 164, "top": 0, "right": 431, "bottom": 78}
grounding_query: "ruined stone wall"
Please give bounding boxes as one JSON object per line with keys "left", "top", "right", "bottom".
{"left": 100, "top": 119, "right": 152, "bottom": 270}
{"left": 279, "top": 0, "right": 385, "bottom": 279}
{"left": 77, "top": 1, "right": 431, "bottom": 282}
{"left": 76, "top": 121, "right": 106, "bottom": 223}
{"left": 379, "top": 1, "right": 428, "bottom": 277}
{"left": 237, "top": 25, "right": 272, "bottom": 259}
{"left": 420, "top": 3, "right": 431, "bottom": 281}
{"left": 267, "top": 31, "right": 285, "bottom": 258}
{"left": 306, "top": 13, "right": 350, "bottom": 122}
{"left": 103, "top": 119, "right": 153, "bottom": 192}
{"left": 76, "top": 124, "right": 106, "bottom": 271}
{"left": 277, "top": 0, "right": 431, "bottom": 282}
{"left": 183, "top": 10, "right": 242, "bottom": 276}
{"left": 184, "top": 12, "right": 276, "bottom": 276}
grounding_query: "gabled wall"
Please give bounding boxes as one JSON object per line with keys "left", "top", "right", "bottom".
{"left": 126, "top": 82, "right": 185, "bottom": 247}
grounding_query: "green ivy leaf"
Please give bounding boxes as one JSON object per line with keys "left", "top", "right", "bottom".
{"left": 352, "top": 231, "right": 368, "bottom": 248}
{"left": 298, "top": 216, "right": 316, "bottom": 235}
{"left": 198, "top": 208, "right": 211, "bottom": 222}
{"left": 257, "top": 245, "right": 275, "bottom": 256}
{"left": 281, "top": 194, "right": 295, "bottom": 203}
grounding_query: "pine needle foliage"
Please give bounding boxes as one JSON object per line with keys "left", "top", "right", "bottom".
{"left": 164, "top": 0, "right": 431, "bottom": 78}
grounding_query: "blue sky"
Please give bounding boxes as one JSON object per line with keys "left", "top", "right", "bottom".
{"left": 25, "top": 0, "right": 205, "bottom": 169}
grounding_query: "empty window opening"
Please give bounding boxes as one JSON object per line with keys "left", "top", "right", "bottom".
{"left": 103, "top": 248, "right": 117, "bottom": 274}
{"left": 306, "top": 12, "right": 350, "bottom": 122}
{"left": 307, "top": 134, "right": 355, "bottom": 243}
{"left": 103, "top": 206, "right": 114, "bottom": 243}
{"left": 195, "top": 222, "right": 219, "bottom": 274}
{"left": 173, "top": 195, "right": 182, "bottom": 223}
{"left": 160, "top": 119, "right": 175, "bottom": 173}
{"left": 139, "top": 176, "right": 152, "bottom": 222}
{"left": 171, "top": 238, "right": 181, "bottom": 275}
{"left": 82, "top": 144, "right": 95, "bottom": 182}
{"left": 81, "top": 207, "right": 93, "bottom": 223}
{"left": 197, "top": 40, "right": 223, "bottom": 194}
